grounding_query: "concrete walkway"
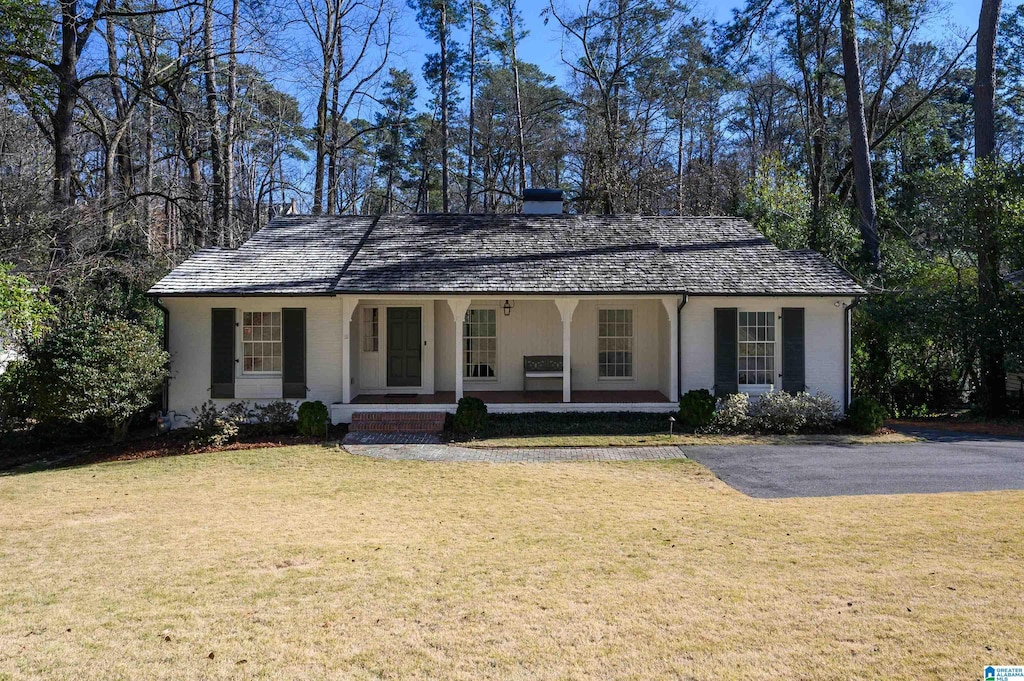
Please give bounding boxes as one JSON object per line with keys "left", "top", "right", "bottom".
{"left": 343, "top": 442, "right": 687, "bottom": 463}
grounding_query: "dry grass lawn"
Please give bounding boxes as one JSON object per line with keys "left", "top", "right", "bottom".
{"left": 0, "top": 445, "right": 1021, "bottom": 680}
{"left": 468, "top": 431, "right": 917, "bottom": 448}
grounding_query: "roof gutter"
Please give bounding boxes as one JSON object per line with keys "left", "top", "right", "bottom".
{"left": 843, "top": 296, "right": 863, "bottom": 412}
{"left": 153, "top": 297, "right": 170, "bottom": 413}
{"left": 677, "top": 294, "right": 688, "bottom": 401}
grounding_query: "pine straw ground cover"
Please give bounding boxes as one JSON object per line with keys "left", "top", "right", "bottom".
{"left": 1, "top": 446, "right": 1021, "bottom": 680}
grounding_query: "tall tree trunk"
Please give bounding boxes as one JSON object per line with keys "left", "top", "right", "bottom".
{"left": 313, "top": 22, "right": 332, "bottom": 215}
{"left": 839, "top": 0, "right": 880, "bottom": 271}
{"left": 975, "top": 0, "right": 1006, "bottom": 416}
{"left": 203, "top": 0, "right": 224, "bottom": 243}
{"left": 439, "top": 0, "right": 450, "bottom": 213}
{"left": 465, "top": 0, "right": 476, "bottom": 213}
{"left": 53, "top": 0, "right": 80, "bottom": 210}
{"left": 676, "top": 113, "right": 684, "bottom": 216}
{"left": 506, "top": 0, "right": 527, "bottom": 203}
{"left": 224, "top": 0, "right": 240, "bottom": 242}
{"left": 327, "top": 33, "right": 342, "bottom": 215}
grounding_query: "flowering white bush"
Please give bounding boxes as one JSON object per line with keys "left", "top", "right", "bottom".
{"left": 707, "top": 392, "right": 751, "bottom": 433}
{"left": 799, "top": 392, "right": 841, "bottom": 432}
{"left": 706, "top": 390, "right": 841, "bottom": 434}
{"left": 750, "top": 390, "right": 806, "bottom": 434}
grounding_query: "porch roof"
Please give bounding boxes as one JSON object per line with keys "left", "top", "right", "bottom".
{"left": 148, "top": 214, "right": 866, "bottom": 297}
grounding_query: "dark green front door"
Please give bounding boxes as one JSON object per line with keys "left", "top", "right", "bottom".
{"left": 387, "top": 307, "right": 422, "bottom": 387}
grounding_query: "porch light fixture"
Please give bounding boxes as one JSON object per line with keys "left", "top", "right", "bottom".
{"left": 503, "top": 299, "right": 515, "bottom": 316}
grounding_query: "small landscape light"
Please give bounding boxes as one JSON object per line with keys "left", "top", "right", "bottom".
{"left": 668, "top": 415, "right": 676, "bottom": 436}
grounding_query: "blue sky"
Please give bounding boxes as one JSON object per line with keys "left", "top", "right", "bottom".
{"left": 388, "top": 0, "right": 997, "bottom": 101}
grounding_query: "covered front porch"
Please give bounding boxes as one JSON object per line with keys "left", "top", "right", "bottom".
{"left": 332, "top": 295, "right": 681, "bottom": 423}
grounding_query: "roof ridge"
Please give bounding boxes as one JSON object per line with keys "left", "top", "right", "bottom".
{"left": 332, "top": 214, "right": 381, "bottom": 290}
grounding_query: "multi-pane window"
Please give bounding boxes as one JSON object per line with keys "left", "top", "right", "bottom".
{"left": 738, "top": 311, "right": 775, "bottom": 386}
{"left": 242, "top": 311, "right": 281, "bottom": 373}
{"left": 361, "top": 307, "right": 379, "bottom": 352}
{"left": 464, "top": 308, "right": 497, "bottom": 378}
{"left": 598, "top": 308, "right": 633, "bottom": 378}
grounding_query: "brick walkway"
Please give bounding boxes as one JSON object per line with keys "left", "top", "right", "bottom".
{"left": 342, "top": 442, "right": 687, "bottom": 462}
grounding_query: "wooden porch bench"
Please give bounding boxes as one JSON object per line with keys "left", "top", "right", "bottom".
{"left": 524, "top": 355, "right": 566, "bottom": 390}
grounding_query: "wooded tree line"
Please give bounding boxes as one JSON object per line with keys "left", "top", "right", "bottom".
{"left": 1, "top": 0, "right": 1023, "bottom": 417}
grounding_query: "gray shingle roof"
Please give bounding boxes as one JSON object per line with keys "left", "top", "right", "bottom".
{"left": 148, "top": 214, "right": 866, "bottom": 296}
{"left": 147, "top": 216, "right": 373, "bottom": 295}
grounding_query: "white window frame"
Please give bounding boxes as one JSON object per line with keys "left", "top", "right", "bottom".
{"left": 241, "top": 310, "right": 282, "bottom": 375}
{"left": 361, "top": 306, "right": 379, "bottom": 353}
{"left": 464, "top": 306, "right": 498, "bottom": 380}
{"left": 737, "top": 310, "right": 777, "bottom": 389}
{"left": 597, "top": 306, "right": 635, "bottom": 380}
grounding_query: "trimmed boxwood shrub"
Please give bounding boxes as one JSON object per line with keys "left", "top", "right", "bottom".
{"left": 678, "top": 389, "right": 715, "bottom": 429}
{"left": 453, "top": 396, "right": 488, "bottom": 437}
{"left": 297, "top": 400, "right": 330, "bottom": 437}
{"left": 847, "top": 396, "right": 886, "bottom": 434}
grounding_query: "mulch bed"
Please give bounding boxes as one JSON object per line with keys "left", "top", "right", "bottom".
{"left": 889, "top": 418, "right": 1024, "bottom": 438}
{"left": 1, "top": 428, "right": 344, "bottom": 473}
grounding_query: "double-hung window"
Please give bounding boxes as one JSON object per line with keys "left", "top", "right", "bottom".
{"left": 598, "top": 308, "right": 633, "bottom": 378}
{"left": 464, "top": 308, "right": 497, "bottom": 378}
{"left": 738, "top": 311, "right": 775, "bottom": 386}
{"left": 361, "top": 307, "right": 379, "bottom": 352}
{"left": 242, "top": 311, "right": 281, "bottom": 373}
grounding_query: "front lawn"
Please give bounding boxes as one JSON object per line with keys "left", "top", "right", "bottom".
{"left": 1, "top": 446, "right": 1020, "bottom": 679}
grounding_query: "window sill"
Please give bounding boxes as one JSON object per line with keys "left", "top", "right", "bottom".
{"left": 597, "top": 376, "right": 636, "bottom": 382}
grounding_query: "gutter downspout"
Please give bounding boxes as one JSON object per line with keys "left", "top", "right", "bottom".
{"left": 677, "top": 294, "right": 688, "bottom": 401}
{"left": 154, "top": 297, "right": 170, "bottom": 413}
{"left": 844, "top": 297, "right": 862, "bottom": 412}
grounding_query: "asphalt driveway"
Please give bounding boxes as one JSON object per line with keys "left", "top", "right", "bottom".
{"left": 686, "top": 428, "right": 1024, "bottom": 498}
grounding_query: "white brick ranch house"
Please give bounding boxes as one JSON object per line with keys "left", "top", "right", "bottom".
{"left": 148, "top": 194, "right": 866, "bottom": 427}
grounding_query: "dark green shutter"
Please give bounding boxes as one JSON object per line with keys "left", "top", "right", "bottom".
{"left": 210, "top": 308, "right": 235, "bottom": 398}
{"left": 282, "top": 307, "right": 306, "bottom": 399}
{"left": 781, "top": 307, "right": 806, "bottom": 393}
{"left": 714, "top": 307, "right": 738, "bottom": 396}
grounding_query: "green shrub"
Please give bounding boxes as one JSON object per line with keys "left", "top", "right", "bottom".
{"left": 297, "top": 400, "right": 329, "bottom": 437}
{"left": 847, "top": 396, "right": 886, "bottom": 434}
{"left": 189, "top": 401, "right": 240, "bottom": 448}
{"left": 479, "top": 412, "right": 668, "bottom": 437}
{"left": 0, "top": 360, "right": 33, "bottom": 432}
{"left": 453, "top": 396, "right": 488, "bottom": 437}
{"left": 252, "top": 400, "right": 297, "bottom": 435}
{"left": 20, "top": 313, "right": 168, "bottom": 441}
{"left": 678, "top": 389, "right": 715, "bottom": 429}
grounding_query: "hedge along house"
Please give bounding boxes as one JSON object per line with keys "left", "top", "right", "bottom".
{"left": 147, "top": 192, "right": 866, "bottom": 426}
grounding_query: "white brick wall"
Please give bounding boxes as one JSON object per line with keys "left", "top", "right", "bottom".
{"left": 680, "top": 296, "right": 853, "bottom": 408}
{"left": 163, "top": 296, "right": 344, "bottom": 426}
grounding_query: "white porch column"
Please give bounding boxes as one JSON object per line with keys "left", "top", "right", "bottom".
{"left": 446, "top": 298, "right": 471, "bottom": 400}
{"left": 661, "top": 297, "right": 679, "bottom": 401}
{"left": 341, "top": 297, "right": 358, "bottom": 404}
{"left": 554, "top": 298, "right": 579, "bottom": 403}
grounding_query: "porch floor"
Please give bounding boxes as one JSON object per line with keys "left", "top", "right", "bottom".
{"left": 351, "top": 390, "right": 671, "bottom": 405}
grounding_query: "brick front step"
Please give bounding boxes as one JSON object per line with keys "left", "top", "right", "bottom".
{"left": 349, "top": 411, "right": 447, "bottom": 434}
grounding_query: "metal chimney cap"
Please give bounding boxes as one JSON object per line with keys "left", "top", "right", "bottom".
{"left": 522, "top": 188, "right": 564, "bottom": 202}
